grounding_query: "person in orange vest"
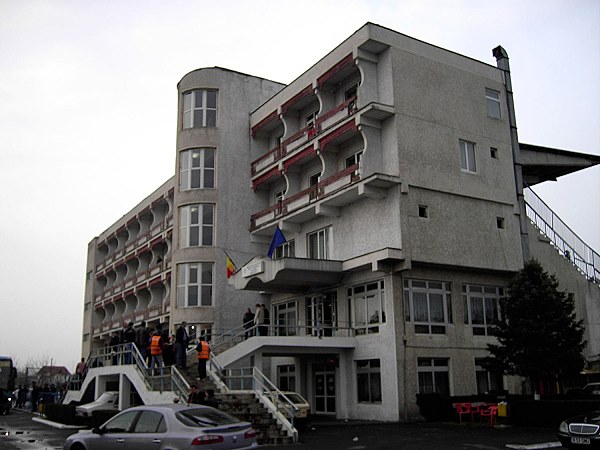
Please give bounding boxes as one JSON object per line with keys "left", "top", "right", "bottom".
{"left": 196, "top": 338, "right": 210, "bottom": 380}
{"left": 149, "top": 330, "right": 164, "bottom": 375}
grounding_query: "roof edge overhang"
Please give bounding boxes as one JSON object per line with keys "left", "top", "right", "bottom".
{"left": 519, "top": 143, "right": 600, "bottom": 186}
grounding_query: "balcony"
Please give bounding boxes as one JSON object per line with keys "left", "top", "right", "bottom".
{"left": 251, "top": 97, "right": 357, "bottom": 178}
{"left": 251, "top": 168, "right": 399, "bottom": 234}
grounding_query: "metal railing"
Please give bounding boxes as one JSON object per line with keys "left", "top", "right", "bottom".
{"left": 524, "top": 187, "right": 599, "bottom": 283}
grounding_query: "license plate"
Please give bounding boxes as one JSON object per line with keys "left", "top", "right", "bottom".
{"left": 571, "top": 436, "right": 591, "bottom": 445}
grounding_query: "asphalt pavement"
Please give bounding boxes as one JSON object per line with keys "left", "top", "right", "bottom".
{"left": 1, "top": 408, "right": 569, "bottom": 450}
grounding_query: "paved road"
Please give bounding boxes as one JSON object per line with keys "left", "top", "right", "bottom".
{"left": 268, "top": 418, "right": 567, "bottom": 450}
{"left": 1, "top": 408, "right": 568, "bottom": 450}
{"left": 0, "top": 409, "right": 74, "bottom": 449}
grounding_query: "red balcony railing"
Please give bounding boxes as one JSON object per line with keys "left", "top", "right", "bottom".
{"left": 250, "top": 97, "right": 357, "bottom": 176}
{"left": 250, "top": 164, "right": 360, "bottom": 229}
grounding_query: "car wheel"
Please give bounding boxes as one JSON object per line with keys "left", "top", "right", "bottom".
{"left": 68, "top": 443, "right": 86, "bottom": 450}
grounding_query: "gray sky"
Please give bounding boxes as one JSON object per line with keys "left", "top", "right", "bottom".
{"left": 1, "top": 0, "right": 598, "bottom": 372}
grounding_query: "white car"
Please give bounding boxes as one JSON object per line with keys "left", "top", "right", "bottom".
{"left": 76, "top": 392, "right": 119, "bottom": 417}
{"left": 583, "top": 382, "right": 600, "bottom": 396}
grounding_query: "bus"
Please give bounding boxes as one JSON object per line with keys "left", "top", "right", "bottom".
{"left": 0, "top": 356, "right": 17, "bottom": 414}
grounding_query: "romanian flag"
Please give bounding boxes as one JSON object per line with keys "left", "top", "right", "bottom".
{"left": 226, "top": 256, "right": 236, "bottom": 278}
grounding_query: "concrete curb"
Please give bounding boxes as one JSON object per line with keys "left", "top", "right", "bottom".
{"left": 31, "top": 416, "right": 86, "bottom": 430}
{"left": 505, "top": 442, "right": 562, "bottom": 449}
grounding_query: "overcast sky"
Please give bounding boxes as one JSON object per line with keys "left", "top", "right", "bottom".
{"left": 0, "top": 0, "right": 598, "bottom": 372}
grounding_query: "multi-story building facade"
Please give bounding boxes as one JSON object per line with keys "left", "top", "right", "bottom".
{"left": 81, "top": 23, "right": 599, "bottom": 421}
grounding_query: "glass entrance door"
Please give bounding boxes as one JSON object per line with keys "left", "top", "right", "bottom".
{"left": 313, "top": 365, "right": 336, "bottom": 414}
{"left": 306, "top": 292, "right": 336, "bottom": 337}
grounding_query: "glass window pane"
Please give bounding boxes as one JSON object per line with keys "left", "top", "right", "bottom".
{"left": 189, "top": 226, "right": 199, "bottom": 246}
{"left": 193, "top": 110, "right": 204, "bottom": 128}
{"left": 189, "top": 266, "right": 197, "bottom": 283}
{"left": 191, "top": 170, "right": 201, "bottom": 189}
{"left": 183, "top": 93, "right": 192, "bottom": 110}
{"left": 202, "top": 226, "right": 212, "bottom": 246}
{"left": 413, "top": 292, "right": 428, "bottom": 322}
{"left": 418, "top": 372, "right": 434, "bottom": 394}
{"left": 188, "top": 286, "right": 198, "bottom": 306}
{"left": 206, "top": 110, "right": 216, "bottom": 127}
{"left": 206, "top": 91, "right": 217, "bottom": 108}
{"left": 201, "top": 265, "right": 212, "bottom": 284}
{"left": 194, "top": 90, "right": 203, "bottom": 107}
{"left": 204, "top": 148, "right": 214, "bottom": 166}
{"left": 471, "top": 297, "right": 484, "bottom": 324}
{"left": 134, "top": 411, "right": 164, "bottom": 433}
{"left": 201, "top": 286, "right": 212, "bottom": 306}
{"left": 203, "top": 205, "right": 213, "bottom": 224}
{"left": 429, "top": 293, "right": 444, "bottom": 322}
{"left": 204, "top": 169, "right": 214, "bottom": 188}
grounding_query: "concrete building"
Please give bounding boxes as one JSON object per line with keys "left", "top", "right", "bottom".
{"left": 80, "top": 23, "right": 599, "bottom": 422}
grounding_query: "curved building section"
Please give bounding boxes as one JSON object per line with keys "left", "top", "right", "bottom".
{"left": 171, "top": 67, "right": 284, "bottom": 339}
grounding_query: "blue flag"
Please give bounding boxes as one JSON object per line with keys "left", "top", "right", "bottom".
{"left": 267, "top": 226, "right": 287, "bottom": 258}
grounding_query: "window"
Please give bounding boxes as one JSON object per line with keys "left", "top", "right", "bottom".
{"left": 179, "top": 204, "right": 214, "bottom": 247}
{"left": 345, "top": 151, "right": 362, "bottom": 177}
{"left": 496, "top": 217, "right": 505, "bottom": 229}
{"left": 274, "top": 239, "right": 295, "bottom": 259}
{"left": 475, "top": 358, "right": 504, "bottom": 394}
{"left": 309, "top": 172, "right": 320, "bottom": 200}
{"left": 485, "top": 88, "right": 501, "bottom": 119}
{"left": 273, "top": 300, "right": 298, "bottom": 336}
{"left": 183, "top": 89, "right": 217, "bottom": 128}
{"left": 180, "top": 148, "right": 215, "bottom": 190}
{"left": 306, "top": 110, "right": 318, "bottom": 128}
{"left": 133, "top": 411, "right": 166, "bottom": 433}
{"left": 104, "top": 410, "right": 138, "bottom": 433}
{"left": 463, "top": 285, "right": 504, "bottom": 336}
{"left": 278, "top": 365, "right": 296, "bottom": 391}
{"left": 490, "top": 147, "right": 498, "bottom": 159}
{"left": 348, "top": 280, "right": 386, "bottom": 334}
{"left": 459, "top": 140, "right": 477, "bottom": 172}
{"left": 357, "top": 359, "right": 382, "bottom": 403}
{"left": 307, "top": 227, "right": 330, "bottom": 259}
{"left": 404, "top": 280, "right": 452, "bottom": 334}
{"left": 345, "top": 84, "right": 358, "bottom": 113}
{"left": 418, "top": 358, "right": 450, "bottom": 395}
{"left": 177, "top": 263, "right": 213, "bottom": 307}
{"left": 418, "top": 205, "right": 428, "bottom": 218}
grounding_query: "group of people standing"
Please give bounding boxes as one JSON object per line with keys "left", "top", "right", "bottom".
{"left": 243, "top": 303, "right": 270, "bottom": 338}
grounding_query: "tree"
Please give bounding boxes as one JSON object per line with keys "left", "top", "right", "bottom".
{"left": 485, "top": 259, "right": 586, "bottom": 394}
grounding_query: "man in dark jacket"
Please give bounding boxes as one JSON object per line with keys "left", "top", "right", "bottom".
{"left": 123, "top": 322, "right": 136, "bottom": 364}
{"left": 175, "top": 322, "right": 189, "bottom": 369}
{"left": 136, "top": 321, "right": 149, "bottom": 363}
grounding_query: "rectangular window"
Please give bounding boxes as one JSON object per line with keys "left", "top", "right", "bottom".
{"left": 273, "top": 300, "right": 298, "bottom": 336}
{"left": 418, "top": 358, "right": 450, "bottom": 395}
{"left": 277, "top": 365, "right": 296, "bottom": 392}
{"left": 418, "top": 205, "right": 428, "bottom": 218}
{"left": 306, "top": 110, "right": 318, "bottom": 128}
{"left": 307, "top": 227, "right": 330, "bottom": 260}
{"left": 485, "top": 88, "right": 501, "bottom": 119}
{"left": 475, "top": 358, "right": 504, "bottom": 394}
{"left": 177, "top": 262, "right": 213, "bottom": 307}
{"left": 357, "top": 359, "right": 382, "bottom": 403}
{"left": 463, "top": 285, "right": 504, "bottom": 336}
{"left": 496, "top": 217, "right": 505, "bottom": 229}
{"left": 348, "top": 280, "right": 386, "bottom": 335}
{"left": 345, "top": 151, "right": 362, "bottom": 177}
{"left": 404, "top": 279, "right": 452, "bottom": 334}
{"left": 183, "top": 89, "right": 217, "bottom": 128}
{"left": 179, "top": 204, "right": 214, "bottom": 248}
{"left": 490, "top": 147, "right": 498, "bottom": 159}
{"left": 180, "top": 148, "right": 215, "bottom": 190}
{"left": 459, "top": 140, "right": 477, "bottom": 172}
{"left": 274, "top": 239, "right": 295, "bottom": 259}
{"left": 309, "top": 172, "right": 320, "bottom": 200}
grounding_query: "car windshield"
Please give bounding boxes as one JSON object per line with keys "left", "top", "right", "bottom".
{"left": 176, "top": 408, "right": 240, "bottom": 427}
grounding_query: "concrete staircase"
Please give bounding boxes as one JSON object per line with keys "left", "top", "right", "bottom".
{"left": 216, "top": 391, "right": 294, "bottom": 445}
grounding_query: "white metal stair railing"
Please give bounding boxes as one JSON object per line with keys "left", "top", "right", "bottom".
{"left": 214, "top": 365, "right": 299, "bottom": 443}
{"left": 525, "top": 186, "right": 600, "bottom": 284}
{"left": 65, "top": 343, "right": 184, "bottom": 400}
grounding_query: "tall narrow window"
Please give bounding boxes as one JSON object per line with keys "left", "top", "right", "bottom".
{"left": 177, "top": 263, "right": 213, "bottom": 307}
{"left": 485, "top": 88, "right": 501, "bottom": 119}
{"left": 179, "top": 204, "right": 214, "bottom": 248}
{"left": 348, "top": 280, "right": 386, "bottom": 334}
{"left": 309, "top": 172, "right": 321, "bottom": 200}
{"left": 463, "top": 285, "right": 504, "bottom": 336}
{"left": 459, "top": 140, "right": 477, "bottom": 173}
{"left": 475, "top": 358, "right": 504, "bottom": 394}
{"left": 357, "top": 359, "right": 382, "bottom": 403}
{"left": 180, "top": 148, "right": 215, "bottom": 190}
{"left": 274, "top": 239, "right": 295, "bottom": 259}
{"left": 308, "top": 227, "right": 330, "bottom": 259}
{"left": 418, "top": 358, "right": 450, "bottom": 395}
{"left": 183, "top": 90, "right": 217, "bottom": 128}
{"left": 404, "top": 280, "right": 452, "bottom": 334}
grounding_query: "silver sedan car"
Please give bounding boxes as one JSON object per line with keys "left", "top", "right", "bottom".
{"left": 63, "top": 403, "right": 258, "bottom": 450}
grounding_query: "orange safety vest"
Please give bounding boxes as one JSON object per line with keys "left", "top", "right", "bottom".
{"left": 197, "top": 341, "right": 210, "bottom": 360}
{"left": 150, "top": 335, "right": 162, "bottom": 355}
